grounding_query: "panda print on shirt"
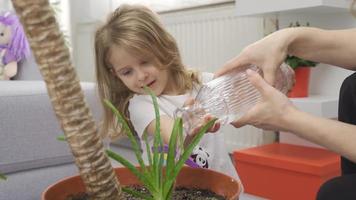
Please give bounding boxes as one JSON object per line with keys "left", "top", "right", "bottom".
{"left": 190, "top": 146, "right": 210, "bottom": 168}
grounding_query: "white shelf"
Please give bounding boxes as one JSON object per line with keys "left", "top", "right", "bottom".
{"left": 280, "top": 95, "right": 338, "bottom": 148}
{"left": 280, "top": 131, "right": 325, "bottom": 149}
{"left": 289, "top": 95, "right": 338, "bottom": 118}
{"left": 235, "top": 0, "right": 351, "bottom": 17}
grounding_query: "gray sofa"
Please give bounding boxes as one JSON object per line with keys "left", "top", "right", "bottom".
{"left": 0, "top": 80, "right": 136, "bottom": 200}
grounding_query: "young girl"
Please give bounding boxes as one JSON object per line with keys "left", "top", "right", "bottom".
{"left": 94, "top": 4, "right": 241, "bottom": 181}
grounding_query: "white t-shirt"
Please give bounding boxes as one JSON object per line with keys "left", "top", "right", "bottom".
{"left": 128, "top": 72, "right": 240, "bottom": 181}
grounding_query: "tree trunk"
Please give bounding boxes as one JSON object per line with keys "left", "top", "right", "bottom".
{"left": 11, "top": 0, "right": 121, "bottom": 199}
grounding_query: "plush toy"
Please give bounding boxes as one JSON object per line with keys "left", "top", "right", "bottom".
{"left": 0, "top": 12, "right": 30, "bottom": 80}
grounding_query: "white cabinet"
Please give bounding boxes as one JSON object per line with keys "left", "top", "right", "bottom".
{"left": 290, "top": 95, "right": 338, "bottom": 118}
{"left": 0, "top": 0, "right": 13, "bottom": 12}
{"left": 235, "top": 0, "right": 351, "bottom": 16}
{"left": 280, "top": 95, "right": 338, "bottom": 148}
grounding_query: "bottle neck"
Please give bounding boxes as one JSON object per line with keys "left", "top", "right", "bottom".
{"left": 174, "top": 98, "right": 229, "bottom": 135}
{"left": 174, "top": 103, "right": 207, "bottom": 135}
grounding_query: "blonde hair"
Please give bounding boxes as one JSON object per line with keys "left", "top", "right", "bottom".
{"left": 94, "top": 4, "right": 200, "bottom": 139}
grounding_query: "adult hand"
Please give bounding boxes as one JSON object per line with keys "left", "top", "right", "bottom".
{"left": 215, "top": 31, "right": 289, "bottom": 86}
{"left": 231, "top": 69, "right": 296, "bottom": 131}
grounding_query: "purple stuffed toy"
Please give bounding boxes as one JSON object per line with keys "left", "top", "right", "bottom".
{"left": 0, "top": 11, "right": 30, "bottom": 80}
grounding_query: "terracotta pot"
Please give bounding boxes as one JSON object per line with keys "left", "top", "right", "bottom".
{"left": 42, "top": 166, "right": 242, "bottom": 200}
{"left": 288, "top": 66, "right": 311, "bottom": 98}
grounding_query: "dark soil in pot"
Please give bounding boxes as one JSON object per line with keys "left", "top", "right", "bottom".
{"left": 66, "top": 185, "right": 225, "bottom": 200}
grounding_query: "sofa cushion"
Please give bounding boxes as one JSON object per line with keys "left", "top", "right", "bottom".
{"left": 0, "top": 145, "right": 136, "bottom": 200}
{"left": 14, "top": 53, "right": 42, "bottom": 80}
{"left": 0, "top": 81, "right": 102, "bottom": 174}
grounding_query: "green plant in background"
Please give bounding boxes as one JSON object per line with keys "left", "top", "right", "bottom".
{"left": 104, "top": 87, "right": 216, "bottom": 200}
{"left": 285, "top": 55, "right": 318, "bottom": 69}
{"left": 0, "top": 172, "right": 6, "bottom": 181}
{"left": 285, "top": 21, "right": 318, "bottom": 69}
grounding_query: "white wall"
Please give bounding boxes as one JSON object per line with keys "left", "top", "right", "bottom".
{"left": 69, "top": 0, "right": 111, "bottom": 82}
{"left": 161, "top": 3, "right": 263, "bottom": 73}
{"left": 0, "top": 0, "right": 12, "bottom": 12}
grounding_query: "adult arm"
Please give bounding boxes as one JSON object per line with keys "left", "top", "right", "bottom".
{"left": 284, "top": 106, "right": 356, "bottom": 163}
{"left": 287, "top": 28, "right": 356, "bottom": 69}
{"left": 215, "top": 27, "right": 356, "bottom": 84}
{"left": 235, "top": 69, "right": 356, "bottom": 163}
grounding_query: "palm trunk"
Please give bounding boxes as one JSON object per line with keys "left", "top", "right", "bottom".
{"left": 11, "top": 0, "right": 121, "bottom": 199}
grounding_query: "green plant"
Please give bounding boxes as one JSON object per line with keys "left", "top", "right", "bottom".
{"left": 285, "top": 55, "right": 318, "bottom": 69}
{"left": 284, "top": 21, "right": 318, "bottom": 69}
{"left": 0, "top": 172, "right": 6, "bottom": 181}
{"left": 104, "top": 87, "right": 216, "bottom": 200}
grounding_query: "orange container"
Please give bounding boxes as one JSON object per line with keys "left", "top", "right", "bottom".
{"left": 288, "top": 67, "right": 311, "bottom": 98}
{"left": 233, "top": 143, "right": 340, "bottom": 200}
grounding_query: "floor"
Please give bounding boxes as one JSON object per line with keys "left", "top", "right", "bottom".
{"left": 109, "top": 144, "right": 267, "bottom": 200}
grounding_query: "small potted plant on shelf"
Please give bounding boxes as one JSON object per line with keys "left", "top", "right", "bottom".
{"left": 285, "top": 22, "right": 318, "bottom": 98}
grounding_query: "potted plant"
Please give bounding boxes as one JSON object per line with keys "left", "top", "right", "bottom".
{"left": 285, "top": 22, "right": 318, "bottom": 97}
{"left": 12, "top": 0, "right": 241, "bottom": 199}
{"left": 43, "top": 89, "right": 242, "bottom": 200}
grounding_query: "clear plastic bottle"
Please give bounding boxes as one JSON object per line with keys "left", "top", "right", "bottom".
{"left": 174, "top": 64, "right": 295, "bottom": 134}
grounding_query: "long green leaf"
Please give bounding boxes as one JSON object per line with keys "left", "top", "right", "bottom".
{"left": 143, "top": 131, "right": 155, "bottom": 181}
{"left": 104, "top": 100, "right": 147, "bottom": 173}
{"left": 162, "top": 118, "right": 182, "bottom": 197}
{"left": 143, "top": 87, "right": 162, "bottom": 189}
{"left": 166, "top": 118, "right": 180, "bottom": 177}
{"left": 106, "top": 150, "right": 155, "bottom": 192}
{"left": 164, "top": 183, "right": 174, "bottom": 200}
{"left": 178, "top": 119, "right": 184, "bottom": 156}
{"left": 122, "top": 187, "right": 154, "bottom": 200}
{"left": 171, "top": 119, "right": 216, "bottom": 183}
{"left": 158, "top": 139, "right": 165, "bottom": 191}
{"left": 143, "top": 131, "right": 153, "bottom": 167}
{"left": 162, "top": 118, "right": 181, "bottom": 196}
